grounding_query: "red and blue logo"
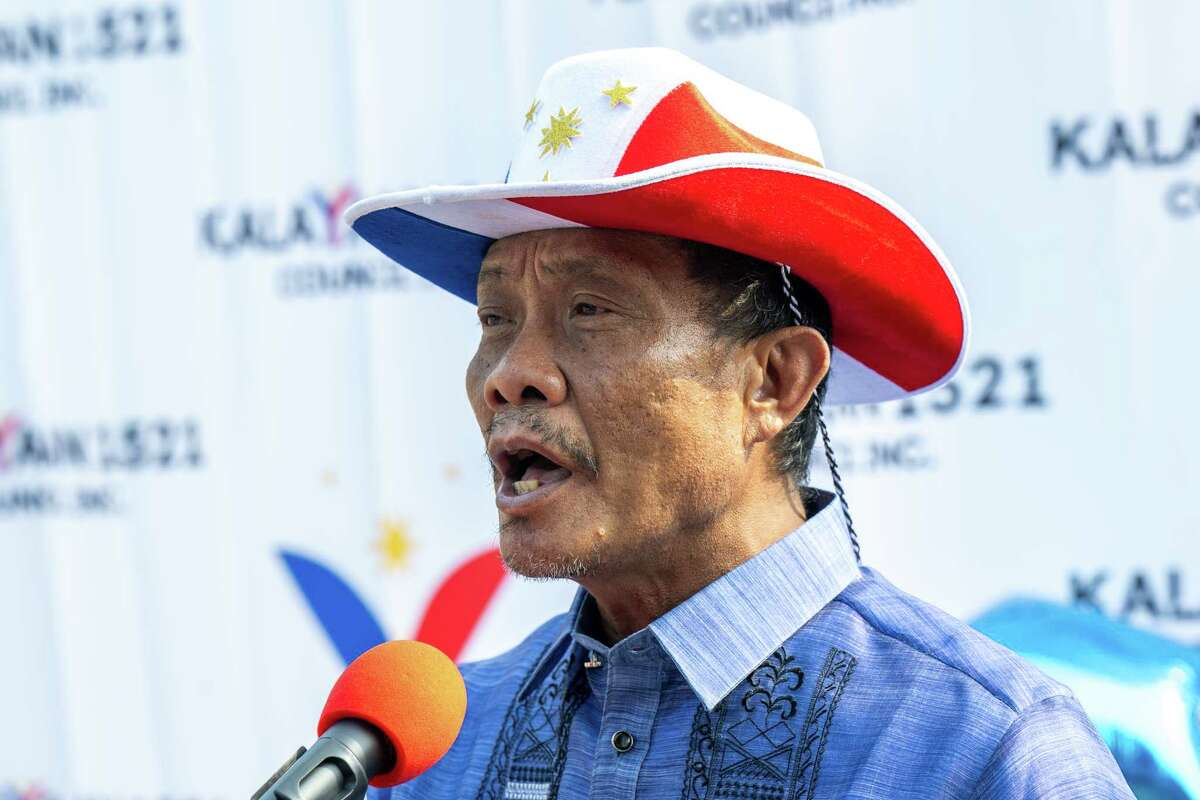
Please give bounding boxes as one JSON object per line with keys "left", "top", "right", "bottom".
{"left": 280, "top": 545, "right": 508, "bottom": 665}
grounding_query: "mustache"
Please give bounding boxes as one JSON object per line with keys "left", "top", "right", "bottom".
{"left": 485, "top": 407, "right": 599, "bottom": 477}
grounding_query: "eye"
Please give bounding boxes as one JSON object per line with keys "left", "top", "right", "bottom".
{"left": 478, "top": 311, "right": 506, "bottom": 328}
{"left": 571, "top": 301, "right": 605, "bottom": 317}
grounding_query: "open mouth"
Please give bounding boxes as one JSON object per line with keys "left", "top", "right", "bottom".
{"left": 494, "top": 446, "right": 574, "bottom": 509}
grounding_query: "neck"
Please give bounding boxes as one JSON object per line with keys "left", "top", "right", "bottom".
{"left": 577, "top": 477, "right": 808, "bottom": 645}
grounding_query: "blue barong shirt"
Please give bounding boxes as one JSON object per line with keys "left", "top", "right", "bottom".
{"left": 380, "top": 492, "right": 1134, "bottom": 799}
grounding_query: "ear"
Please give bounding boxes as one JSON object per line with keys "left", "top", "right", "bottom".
{"left": 742, "top": 326, "right": 831, "bottom": 447}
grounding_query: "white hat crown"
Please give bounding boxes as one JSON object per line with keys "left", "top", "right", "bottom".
{"left": 507, "top": 48, "right": 825, "bottom": 185}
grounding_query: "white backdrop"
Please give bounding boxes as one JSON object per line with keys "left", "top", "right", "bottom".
{"left": 0, "top": 1, "right": 1196, "bottom": 797}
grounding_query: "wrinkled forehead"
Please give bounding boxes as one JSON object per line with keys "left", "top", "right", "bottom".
{"left": 477, "top": 228, "right": 692, "bottom": 291}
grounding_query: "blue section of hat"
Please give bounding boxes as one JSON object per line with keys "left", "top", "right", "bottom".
{"left": 353, "top": 207, "right": 493, "bottom": 304}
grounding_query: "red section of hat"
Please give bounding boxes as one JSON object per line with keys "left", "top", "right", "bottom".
{"left": 511, "top": 168, "right": 963, "bottom": 392}
{"left": 614, "top": 82, "right": 820, "bottom": 176}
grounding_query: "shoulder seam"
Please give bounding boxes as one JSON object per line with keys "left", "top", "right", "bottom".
{"left": 966, "top": 694, "right": 1081, "bottom": 800}
{"left": 830, "top": 596, "right": 1069, "bottom": 715}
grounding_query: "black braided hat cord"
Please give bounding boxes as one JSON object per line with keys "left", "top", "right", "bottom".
{"left": 777, "top": 264, "right": 862, "bottom": 564}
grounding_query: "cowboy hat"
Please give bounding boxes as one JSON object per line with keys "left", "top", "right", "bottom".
{"left": 344, "top": 47, "right": 969, "bottom": 404}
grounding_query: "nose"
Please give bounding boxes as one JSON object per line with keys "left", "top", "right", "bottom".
{"left": 483, "top": 328, "right": 567, "bottom": 411}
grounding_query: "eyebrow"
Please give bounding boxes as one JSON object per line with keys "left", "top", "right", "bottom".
{"left": 477, "top": 264, "right": 507, "bottom": 285}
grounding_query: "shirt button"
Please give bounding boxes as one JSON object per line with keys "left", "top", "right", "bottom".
{"left": 611, "top": 730, "right": 635, "bottom": 753}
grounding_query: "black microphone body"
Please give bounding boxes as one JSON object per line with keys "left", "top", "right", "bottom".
{"left": 252, "top": 719, "right": 395, "bottom": 800}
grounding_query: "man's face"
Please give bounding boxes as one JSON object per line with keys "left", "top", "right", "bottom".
{"left": 466, "top": 228, "right": 752, "bottom": 580}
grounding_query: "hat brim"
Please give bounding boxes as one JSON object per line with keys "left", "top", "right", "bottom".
{"left": 345, "top": 153, "right": 969, "bottom": 405}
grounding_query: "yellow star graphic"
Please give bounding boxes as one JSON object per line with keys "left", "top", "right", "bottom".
{"left": 374, "top": 518, "right": 414, "bottom": 571}
{"left": 601, "top": 79, "right": 637, "bottom": 107}
{"left": 539, "top": 106, "right": 582, "bottom": 157}
{"left": 523, "top": 98, "right": 541, "bottom": 128}
{"left": 542, "top": 170, "right": 550, "bottom": 182}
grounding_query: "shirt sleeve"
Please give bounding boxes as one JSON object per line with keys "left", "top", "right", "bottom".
{"left": 969, "top": 694, "right": 1135, "bottom": 800}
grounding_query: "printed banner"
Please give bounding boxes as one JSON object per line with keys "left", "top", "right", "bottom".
{"left": 0, "top": 1, "right": 1195, "bottom": 797}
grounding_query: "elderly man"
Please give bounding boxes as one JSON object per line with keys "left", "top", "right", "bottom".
{"left": 348, "top": 49, "right": 1133, "bottom": 799}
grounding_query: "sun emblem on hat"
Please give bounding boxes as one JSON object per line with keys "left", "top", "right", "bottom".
{"left": 523, "top": 98, "right": 541, "bottom": 129}
{"left": 539, "top": 106, "right": 583, "bottom": 157}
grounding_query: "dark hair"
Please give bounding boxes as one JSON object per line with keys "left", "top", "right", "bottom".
{"left": 682, "top": 240, "right": 832, "bottom": 486}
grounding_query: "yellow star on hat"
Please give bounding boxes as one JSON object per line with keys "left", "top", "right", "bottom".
{"left": 601, "top": 79, "right": 636, "bottom": 107}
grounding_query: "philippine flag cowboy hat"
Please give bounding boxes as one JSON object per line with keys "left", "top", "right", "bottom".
{"left": 345, "top": 47, "right": 969, "bottom": 405}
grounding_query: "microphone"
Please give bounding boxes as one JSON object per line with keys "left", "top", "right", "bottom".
{"left": 252, "top": 640, "right": 468, "bottom": 800}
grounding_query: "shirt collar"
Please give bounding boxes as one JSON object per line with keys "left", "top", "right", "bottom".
{"left": 517, "top": 490, "right": 861, "bottom": 709}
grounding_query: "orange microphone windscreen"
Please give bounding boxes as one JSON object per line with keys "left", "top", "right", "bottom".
{"left": 317, "top": 640, "right": 467, "bottom": 787}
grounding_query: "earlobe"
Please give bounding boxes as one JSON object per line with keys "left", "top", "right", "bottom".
{"left": 743, "top": 412, "right": 782, "bottom": 450}
{"left": 759, "top": 411, "right": 783, "bottom": 440}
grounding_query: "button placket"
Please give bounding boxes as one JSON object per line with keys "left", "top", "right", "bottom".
{"left": 586, "top": 646, "right": 662, "bottom": 800}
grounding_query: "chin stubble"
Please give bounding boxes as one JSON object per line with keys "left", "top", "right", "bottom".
{"left": 496, "top": 518, "right": 602, "bottom": 581}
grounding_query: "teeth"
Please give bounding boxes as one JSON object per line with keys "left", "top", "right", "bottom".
{"left": 513, "top": 479, "right": 540, "bottom": 495}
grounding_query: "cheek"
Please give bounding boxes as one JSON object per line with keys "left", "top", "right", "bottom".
{"left": 465, "top": 350, "right": 491, "bottom": 421}
{"left": 643, "top": 379, "right": 743, "bottom": 468}
{"left": 583, "top": 357, "right": 745, "bottom": 498}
